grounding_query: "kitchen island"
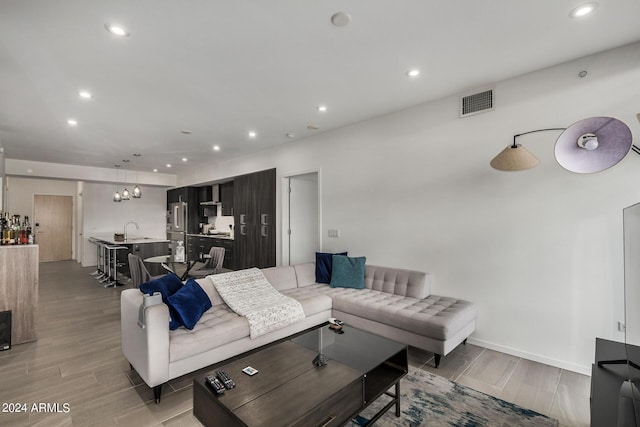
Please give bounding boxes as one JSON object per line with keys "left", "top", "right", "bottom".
{"left": 89, "top": 234, "right": 169, "bottom": 277}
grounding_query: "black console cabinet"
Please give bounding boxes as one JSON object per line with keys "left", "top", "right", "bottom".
{"left": 591, "top": 337, "right": 640, "bottom": 427}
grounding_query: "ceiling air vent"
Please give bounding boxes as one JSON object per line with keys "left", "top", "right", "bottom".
{"left": 460, "top": 88, "right": 494, "bottom": 117}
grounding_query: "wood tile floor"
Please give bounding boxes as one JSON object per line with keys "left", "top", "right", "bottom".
{"left": 0, "top": 260, "right": 590, "bottom": 426}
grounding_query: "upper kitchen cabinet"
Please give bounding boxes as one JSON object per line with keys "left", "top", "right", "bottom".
{"left": 167, "top": 187, "right": 188, "bottom": 207}
{"left": 220, "top": 181, "right": 234, "bottom": 216}
{"left": 234, "top": 168, "right": 276, "bottom": 269}
{"left": 197, "top": 186, "right": 212, "bottom": 205}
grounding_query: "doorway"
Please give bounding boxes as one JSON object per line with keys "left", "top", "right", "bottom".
{"left": 287, "top": 172, "right": 319, "bottom": 265}
{"left": 34, "top": 195, "right": 73, "bottom": 262}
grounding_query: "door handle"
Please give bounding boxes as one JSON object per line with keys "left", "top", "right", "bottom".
{"left": 318, "top": 415, "right": 336, "bottom": 427}
{"left": 173, "top": 205, "right": 180, "bottom": 228}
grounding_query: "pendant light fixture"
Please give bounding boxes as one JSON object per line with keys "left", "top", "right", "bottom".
{"left": 111, "top": 158, "right": 143, "bottom": 201}
{"left": 113, "top": 165, "right": 122, "bottom": 202}
{"left": 132, "top": 169, "right": 142, "bottom": 198}
{"left": 132, "top": 185, "right": 142, "bottom": 198}
{"left": 121, "top": 160, "right": 131, "bottom": 200}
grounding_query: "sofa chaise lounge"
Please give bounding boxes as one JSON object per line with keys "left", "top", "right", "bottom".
{"left": 120, "top": 262, "right": 477, "bottom": 402}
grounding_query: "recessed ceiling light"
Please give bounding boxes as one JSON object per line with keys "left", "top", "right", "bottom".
{"left": 331, "top": 12, "right": 351, "bottom": 27}
{"left": 67, "top": 118, "right": 78, "bottom": 126}
{"left": 406, "top": 69, "right": 421, "bottom": 78}
{"left": 153, "top": 168, "right": 158, "bottom": 172}
{"left": 79, "top": 90, "right": 92, "bottom": 99}
{"left": 105, "top": 23, "right": 130, "bottom": 37}
{"left": 248, "top": 131, "right": 257, "bottom": 138}
{"left": 181, "top": 130, "right": 192, "bottom": 135}
{"left": 166, "top": 164, "right": 172, "bottom": 168}
{"left": 182, "top": 157, "right": 188, "bottom": 162}
{"left": 286, "top": 133, "right": 296, "bottom": 138}
{"left": 213, "top": 145, "right": 221, "bottom": 151}
{"left": 569, "top": 2, "right": 598, "bottom": 18}
{"left": 317, "top": 105, "right": 327, "bottom": 112}
{"left": 307, "top": 124, "right": 320, "bottom": 130}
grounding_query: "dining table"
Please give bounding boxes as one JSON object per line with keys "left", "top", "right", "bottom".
{"left": 143, "top": 255, "right": 199, "bottom": 280}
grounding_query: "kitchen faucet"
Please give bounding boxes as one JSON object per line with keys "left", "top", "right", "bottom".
{"left": 124, "top": 221, "right": 139, "bottom": 241}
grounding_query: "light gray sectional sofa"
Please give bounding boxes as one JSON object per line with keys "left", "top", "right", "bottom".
{"left": 120, "top": 262, "right": 477, "bottom": 402}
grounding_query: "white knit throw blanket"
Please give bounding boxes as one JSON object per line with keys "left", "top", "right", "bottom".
{"left": 210, "top": 268, "right": 305, "bottom": 339}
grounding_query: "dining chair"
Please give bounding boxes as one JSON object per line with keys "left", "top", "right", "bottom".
{"left": 188, "top": 247, "right": 225, "bottom": 279}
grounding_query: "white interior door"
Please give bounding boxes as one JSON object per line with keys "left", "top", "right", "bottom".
{"left": 34, "top": 195, "right": 73, "bottom": 262}
{"left": 288, "top": 173, "right": 319, "bottom": 265}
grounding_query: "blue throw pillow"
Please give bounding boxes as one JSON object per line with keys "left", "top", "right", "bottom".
{"left": 166, "top": 279, "right": 212, "bottom": 330}
{"left": 330, "top": 255, "right": 366, "bottom": 289}
{"left": 315, "top": 251, "right": 348, "bottom": 284}
{"left": 139, "top": 273, "right": 183, "bottom": 303}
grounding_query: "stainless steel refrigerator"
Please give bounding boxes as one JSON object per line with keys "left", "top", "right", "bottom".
{"left": 167, "top": 202, "right": 187, "bottom": 260}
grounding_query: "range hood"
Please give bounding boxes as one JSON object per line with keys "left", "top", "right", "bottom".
{"left": 200, "top": 184, "right": 221, "bottom": 205}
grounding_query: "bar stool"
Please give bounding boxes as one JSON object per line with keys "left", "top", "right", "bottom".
{"left": 89, "top": 238, "right": 103, "bottom": 276}
{"left": 97, "top": 241, "right": 110, "bottom": 282}
{"left": 103, "top": 245, "right": 128, "bottom": 287}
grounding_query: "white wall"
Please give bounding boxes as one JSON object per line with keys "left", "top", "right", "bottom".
{"left": 81, "top": 182, "right": 168, "bottom": 266}
{"left": 178, "top": 42, "right": 640, "bottom": 374}
{"left": 5, "top": 176, "right": 78, "bottom": 257}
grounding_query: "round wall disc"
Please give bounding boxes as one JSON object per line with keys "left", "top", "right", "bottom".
{"left": 554, "top": 117, "right": 632, "bottom": 173}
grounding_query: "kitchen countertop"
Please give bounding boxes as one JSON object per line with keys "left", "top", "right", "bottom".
{"left": 89, "top": 234, "right": 169, "bottom": 245}
{"left": 187, "top": 233, "right": 234, "bottom": 240}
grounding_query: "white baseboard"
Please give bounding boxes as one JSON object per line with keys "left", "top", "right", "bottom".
{"left": 466, "top": 337, "right": 592, "bottom": 377}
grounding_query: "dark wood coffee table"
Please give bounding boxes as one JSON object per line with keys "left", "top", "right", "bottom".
{"left": 193, "top": 324, "right": 408, "bottom": 426}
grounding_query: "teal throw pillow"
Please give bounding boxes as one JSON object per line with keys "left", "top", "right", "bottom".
{"left": 166, "top": 279, "right": 212, "bottom": 330}
{"left": 330, "top": 255, "right": 366, "bottom": 289}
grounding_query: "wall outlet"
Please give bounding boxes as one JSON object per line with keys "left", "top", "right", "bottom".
{"left": 328, "top": 229, "right": 340, "bottom": 238}
{"left": 618, "top": 321, "right": 626, "bottom": 332}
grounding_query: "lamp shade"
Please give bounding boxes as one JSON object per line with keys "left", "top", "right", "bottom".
{"left": 554, "top": 117, "right": 632, "bottom": 173}
{"left": 490, "top": 144, "right": 540, "bottom": 171}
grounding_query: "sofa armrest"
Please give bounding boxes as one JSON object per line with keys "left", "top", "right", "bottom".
{"left": 120, "top": 289, "right": 170, "bottom": 388}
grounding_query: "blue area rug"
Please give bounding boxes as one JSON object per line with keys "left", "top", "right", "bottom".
{"left": 350, "top": 367, "right": 559, "bottom": 427}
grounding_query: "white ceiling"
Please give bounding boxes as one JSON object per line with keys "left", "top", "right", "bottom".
{"left": 1, "top": 1, "right": 640, "bottom": 174}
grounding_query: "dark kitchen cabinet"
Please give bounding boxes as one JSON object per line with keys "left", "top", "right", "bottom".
{"left": 118, "top": 241, "right": 168, "bottom": 277}
{"left": 167, "top": 187, "right": 188, "bottom": 207}
{"left": 234, "top": 169, "right": 276, "bottom": 269}
{"left": 220, "top": 181, "right": 235, "bottom": 216}
{"left": 187, "top": 235, "right": 235, "bottom": 269}
{"left": 198, "top": 186, "right": 212, "bottom": 204}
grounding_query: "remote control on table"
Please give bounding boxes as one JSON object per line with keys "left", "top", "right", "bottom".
{"left": 216, "top": 370, "right": 235, "bottom": 389}
{"left": 205, "top": 375, "right": 225, "bottom": 394}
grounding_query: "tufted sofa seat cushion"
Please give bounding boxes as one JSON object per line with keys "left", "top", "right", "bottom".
{"left": 169, "top": 305, "right": 248, "bottom": 363}
{"left": 301, "top": 284, "right": 476, "bottom": 341}
{"left": 169, "top": 285, "right": 332, "bottom": 363}
{"left": 281, "top": 287, "right": 333, "bottom": 316}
